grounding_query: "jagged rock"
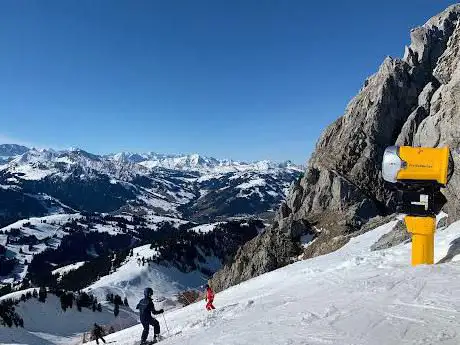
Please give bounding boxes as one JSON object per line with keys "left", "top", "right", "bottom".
{"left": 437, "top": 216, "right": 448, "bottom": 230}
{"left": 413, "top": 11, "right": 460, "bottom": 222}
{"left": 355, "top": 214, "right": 397, "bottom": 236}
{"left": 405, "top": 5, "right": 460, "bottom": 70}
{"left": 211, "top": 5, "right": 460, "bottom": 291}
{"left": 418, "top": 81, "right": 438, "bottom": 108}
{"left": 209, "top": 226, "right": 303, "bottom": 292}
{"left": 433, "top": 20, "right": 460, "bottom": 84}
{"left": 371, "top": 220, "right": 410, "bottom": 251}
{"left": 396, "top": 80, "right": 440, "bottom": 146}
{"left": 396, "top": 107, "right": 428, "bottom": 146}
{"left": 292, "top": 3, "right": 460, "bottom": 240}
{"left": 210, "top": 210, "right": 316, "bottom": 292}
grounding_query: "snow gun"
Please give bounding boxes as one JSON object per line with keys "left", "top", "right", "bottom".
{"left": 382, "top": 146, "right": 451, "bottom": 266}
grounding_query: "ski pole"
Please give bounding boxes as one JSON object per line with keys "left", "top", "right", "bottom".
{"left": 162, "top": 313, "right": 170, "bottom": 336}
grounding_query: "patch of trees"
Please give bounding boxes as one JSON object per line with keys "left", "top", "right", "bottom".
{"left": 12, "top": 234, "right": 39, "bottom": 245}
{"left": 7, "top": 228, "right": 21, "bottom": 237}
{"left": 0, "top": 299, "right": 24, "bottom": 327}
{"left": 101, "top": 214, "right": 145, "bottom": 227}
{"left": 149, "top": 220, "right": 263, "bottom": 275}
{"left": 0, "top": 288, "right": 39, "bottom": 327}
{"left": 27, "top": 231, "right": 131, "bottom": 287}
{"left": 106, "top": 293, "right": 127, "bottom": 317}
{"left": 20, "top": 172, "right": 137, "bottom": 213}
{"left": 0, "top": 284, "right": 13, "bottom": 298}
{"left": 55, "top": 290, "right": 101, "bottom": 313}
{"left": 0, "top": 287, "right": 103, "bottom": 329}
{"left": 0, "top": 257, "right": 18, "bottom": 277}
{"left": 58, "top": 250, "right": 129, "bottom": 291}
{"left": 38, "top": 286, "right": 47, "bottom": 302}
{"left": 0, "top": 187, "right": 47, "bottom": 228}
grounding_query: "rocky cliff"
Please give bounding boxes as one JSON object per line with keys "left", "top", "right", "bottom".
{"left": 211, "top": 4, "right": 460, "bottom": 292}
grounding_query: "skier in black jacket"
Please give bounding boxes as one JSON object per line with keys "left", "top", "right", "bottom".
{"left": 136, "top": 287, "right": 164, "bottom": 344}
{"left": 91, "top": 323, "right": 106, "bottom": 345}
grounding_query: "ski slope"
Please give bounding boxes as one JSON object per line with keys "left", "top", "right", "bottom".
{"left": 84, "top": 218, "right": 460, "bottom": 345}
{"left": 85, "top": 244, "right": 212, "bottom": 310}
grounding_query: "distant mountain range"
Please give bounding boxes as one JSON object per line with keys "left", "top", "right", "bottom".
{"left": 0, "top": 143, "right": 302, "bottom": 225}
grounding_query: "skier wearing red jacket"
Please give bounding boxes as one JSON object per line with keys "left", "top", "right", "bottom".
{"left": 205, "top": 284, "right": 215, "bottom": 311}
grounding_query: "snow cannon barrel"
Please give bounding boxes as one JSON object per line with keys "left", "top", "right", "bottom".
{"left": 382, "top": 146, "right": 450, "bottom": 186}
{"left": 381, "top": 146, "right": 451, "bottom": 266}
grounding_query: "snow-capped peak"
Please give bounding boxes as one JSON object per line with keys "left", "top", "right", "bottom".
{"left": 0, "top": 143, "right": 29, "bottom": 157}
{"left": 108, "top": 151, "right": 302, "bottom": 173}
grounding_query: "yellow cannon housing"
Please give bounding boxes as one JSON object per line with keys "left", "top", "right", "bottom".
{"left": 381, "top": 145, "right": 451, "bottom": 266}
{"left": 382, "top": 146, "right": 450, "bottom": 186}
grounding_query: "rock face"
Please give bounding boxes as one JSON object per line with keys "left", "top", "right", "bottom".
{"left": 211, "top": 5, "right": 460, "bottom": 292}
{"left": 210, "top": 225, "right": 303, "bottom": 292}
{"left": 370, "top": 220, "right": 410, "bottom": 251}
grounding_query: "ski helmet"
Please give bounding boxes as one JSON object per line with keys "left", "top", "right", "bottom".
{"left": 144, "top": 287, "right": 153, "bottom": 297}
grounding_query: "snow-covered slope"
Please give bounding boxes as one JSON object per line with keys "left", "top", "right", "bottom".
{"left": 0, "top": 292, "right": 137, "bottom": 345}
{"left": 85, "top": 244, "right": 214, "bottom": 310}
{"left": 81, "top": 218, "right": 460, "bottom": 345}
{"left": 0, "top": 212, "right": 188, "bottom": 285}
{"left": 0, "top": 214, "right": 82, "bottom": 283}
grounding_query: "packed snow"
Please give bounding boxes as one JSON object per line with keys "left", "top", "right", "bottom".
{"left": 78, "top": 218, "right": 460, "bottom": 345}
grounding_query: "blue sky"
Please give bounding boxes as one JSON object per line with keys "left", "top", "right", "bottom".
{"left": 0, "top": 1, "right": 456, "bottom": 163}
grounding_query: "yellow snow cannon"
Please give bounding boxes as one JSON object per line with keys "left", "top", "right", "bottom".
{"left": 382, "top": 146, "right": 451, "bottom": 266}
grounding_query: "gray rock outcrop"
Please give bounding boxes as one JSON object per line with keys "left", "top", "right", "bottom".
{"left": 370, "top": 220, "right": 410, "bottom": 251}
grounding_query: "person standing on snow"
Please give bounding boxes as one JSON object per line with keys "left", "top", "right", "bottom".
{"left": 92, "top": 323, "right": 106, "bottom": 345}
{"left": 205, "top": 284, "right": 215, "bottom": 311}
{"left": 136, "top": 287, "right": 164, "bottom": 344}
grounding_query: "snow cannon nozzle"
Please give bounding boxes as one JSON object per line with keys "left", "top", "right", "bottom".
{"left": 382, "top": 146, "right": 450, "bottom": 217}
{"left": 382, "top": 146, "right": 451, "bottom": 187}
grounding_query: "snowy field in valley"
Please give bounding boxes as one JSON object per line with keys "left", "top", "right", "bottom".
{"left": 79, "top": 218, "right": 460, "bottom": 345}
